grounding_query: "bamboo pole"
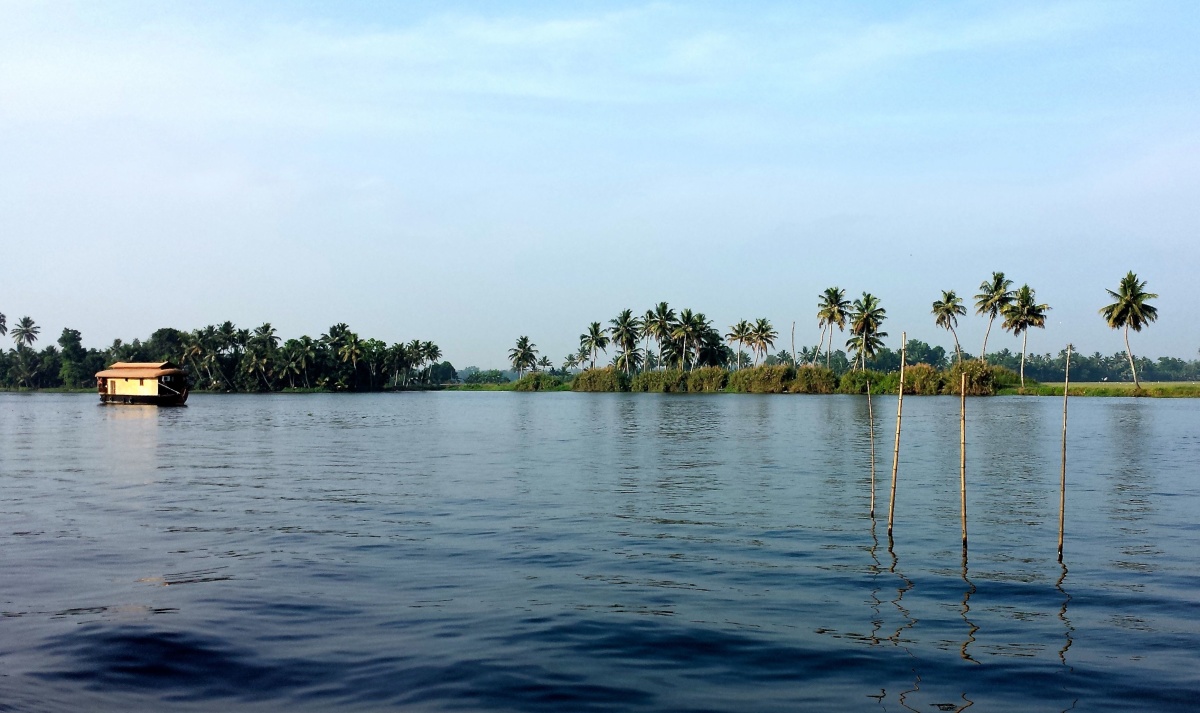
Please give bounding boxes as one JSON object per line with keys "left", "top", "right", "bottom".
{"left": 1058, "top": 344, "right": 1072, "bottom": 562}
{"left": 868, "top": 381, "right": 876, "bottom": 517}
{"left": 887, "top": 332, "right": 905, "bottom": 538}
{"left": 960, "top": 372, "right": 967, "bottom": 550}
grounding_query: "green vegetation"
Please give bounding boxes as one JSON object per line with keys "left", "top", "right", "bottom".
{"left": 0, "top": 315, "right": 449, "bottom": 392}
{"left": 727, "top": 364, "right": 794, "bottom": 393}
{"left": 789, "top": 365, "right": 838, "bottom": 394}
{"left": 513, "top": 373, "right": 568, "bottom": 391}
{"left": 572, "top": 366, "right": 630, "bottom": 392}
{"left": 1025, "top": 382, "right": 1200, "bottom": 398}
{"left": 447, "top": 382, "right": 517, "bottom": 391}
{"left": 630, "top": 368, "right": 689, "bottom": 392}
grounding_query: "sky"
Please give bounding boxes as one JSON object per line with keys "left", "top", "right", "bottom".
{"left": 2, "top": 0, "right": 1197, "bottom": 368}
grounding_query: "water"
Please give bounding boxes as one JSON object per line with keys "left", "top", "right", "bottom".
{"left": 2, "top": 392, "right": 1199, "bottom": 711}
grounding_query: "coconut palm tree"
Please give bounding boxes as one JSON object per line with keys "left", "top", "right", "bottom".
{"left": 932, "top": 290, "right": 967, "bottom": 363}
{"left": 847, "top": 293, "right": 887, "bottom": 370}
{"left": 1001, "top": 284, "right": 1050, "bottom": 389}
{"left": 671, "top": 309, "right": 702, "bottom": 371}
{"left": 295, "top": 335, "right": 317, "bottom": 388}
{"left": 1100, "top": 271, "right": 1158, "bottom": 389}
{"left": 563, "top": 353, "right": 579, "bottom": 373}
{"left": 580, "top": 322, "right": 610, "bottom": 370}
{"left": 614, "top": 347, "right": 643, "bottom": 374}
{"left": 509, "top": 336, "right": 537, "bottom": 377}
{"left": 11, "top": 316, "right": 39, "bottom": 348}
{"left": 338, "top": 332, "right": 363, "bottom": 372}
{"left": 252, "top": 323, "right": 280, "bottom": 351}
{"left": 609, "top": 309, "right": 642, "bottom": 375}
{"left": 974, "top": 272, "right": 1014, "bottom": 363}
{"left": 750, "top": 318, "right": 777, "bottom": 366}
{"left": 726, "top": 320, "right": 751, "bottom": 370}
{"left": 0, "top": 311, "right": 6, "bottom": 337}
{"left": 420, "top": 342, "right": 441, "bottom": 383}
{"left": 645, "top": 302, "right": 676, "bottom": 371}
{"left": 816, "top": 287, "right": 850, "bottom": 369}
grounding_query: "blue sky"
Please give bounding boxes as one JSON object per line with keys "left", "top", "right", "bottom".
{"left": 2, "top": 1, "right": 1197, "bottom": 368}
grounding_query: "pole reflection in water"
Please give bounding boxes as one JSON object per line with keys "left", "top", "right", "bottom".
{"left": 868, "top": 518, "right": 883, "bottom": 646}
{"left": 960, "top": 550, "right": 979, "bottom": 664}
{"left": 888, "top": 538, "right": 920, "bottom": 709}
{"left": 1057, "top": 562, "right": 1074, "bottom": 668}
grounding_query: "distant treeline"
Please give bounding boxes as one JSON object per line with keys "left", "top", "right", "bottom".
{"left": 0, "top": 317, "right": 454, "bottom": 392}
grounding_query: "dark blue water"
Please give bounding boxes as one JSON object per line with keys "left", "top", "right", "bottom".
{"left": 2, "top": 392, "right": 1199, "bottom": 711}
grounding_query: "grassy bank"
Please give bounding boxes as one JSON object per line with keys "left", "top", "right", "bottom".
{"left": 1013, "top": 381, "right": 1200, "bottom": 398}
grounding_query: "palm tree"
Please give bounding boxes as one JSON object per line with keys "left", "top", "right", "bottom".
{"left": 671, "top": 309, "right": 702, "bottom": 371}
{"left": 295, "top": 335, "right": 317, "bottom": 388}
{"left": 974, "top": 272, "right": 1014, "bottom": 363}
{"left": 847, "top": 294, "right": 887, "bottom": 370}
{"left": 645, "top": 302, "right": 676, "bottom": 371}
{"left": 537, "top": 356, "right": 554, "bottom": 373}
{"left": 725, "top": 320, "right": 751, "bottom": 370}
{"left": 1100, "top": 271, "right": 1158, "bottom": 389}
{"left": 1001, "top": 284, "right": 1050, "bottom": 389}
{"left": 816, "top": 287, "right": 850, "bottom": 369}
{"left": 418, "top": 342, "right": 440, "bottom": 383}
{"left": 339, "top": 332, "right": 363, "bottom": 373}
{"left": 750, "top": 318, "right": 777, "bottom": 366}
{"left": 508, "top": 336, "right": 537, "bottom": 377}
{"left": 252, "top": 323, "right": 280, "bottom": 351}
{"left": 609, "top": 309, "right": 642, "bottom": 375}
{"left": 563, "top": 353, "right": 579, "bottom": 373}
{"left": 932, "top": 290, "right": 967, "bottom": 363}
{"left": 641, "top": 308, "right": 656, "bottom": 373}
{"left": 0, "top": 311, "right": 6, "bottom": 337}
{"left": 580, "top": 322, "right": 610, "bottom": 370}
{"left": 11, "top": 316, "right": 39, "bottom": 348}
{"left": 614, "top": 347, "right": 643, "bottom": 374}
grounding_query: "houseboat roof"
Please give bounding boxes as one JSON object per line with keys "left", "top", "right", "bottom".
{"left": 96, "top": 362, "right": 186, "bottom": 379}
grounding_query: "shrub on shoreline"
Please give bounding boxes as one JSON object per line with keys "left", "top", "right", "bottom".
{"left": 901, "top": 363, "right": 942, "bottom": 395}
{"left": 513, "top": 373, "right": 566, "bottom": 391}
{"left": 631, "top": 369, "right": 689, "bottom": 392}
{"left": 687, "top": 366, "right": 728, "bottom": 393}
{"left": 838, "top": 370, "right": 887, "bottom": 394}
{"left": 789, "top": 365, "right": 837, "bottom": 394}
{"left": 572, "top": 367, "right": 631, "bottom": 392}
{"left": 727, "top": 365, "right": 795, "bottom": 393}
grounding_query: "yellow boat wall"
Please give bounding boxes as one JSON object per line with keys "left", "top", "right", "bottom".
{"left": 108, "top": 378, "right": 161, "bottom": 397}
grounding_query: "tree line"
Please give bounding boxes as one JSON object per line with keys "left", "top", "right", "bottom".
{"left": 0, "top": 315, "right": 452, "bottom": 392}
{"left": 505, "top": 270, "right": 1173, "bottom": 386}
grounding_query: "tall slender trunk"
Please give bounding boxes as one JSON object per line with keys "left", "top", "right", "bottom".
{"left": 1125, "top": 324, "right": 1140, "bottom": 388}
{"left": 950, "top": 326, "right": 962, "bottom": 364}
{"left": 815, "top": 324, "right": 827, "bottom": 366}
{"left": 980, "top": 316, "right": 995, "bottom": 363}
{"left": 791, "top": 321, "right": 796, "bottom": 368}
{"left": 1020, "top": 331, "right": 1028, "bottom": 389}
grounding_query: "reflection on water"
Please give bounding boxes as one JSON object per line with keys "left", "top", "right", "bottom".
{"left": 2, "top": 392, "right": 1199, "bottom": 711}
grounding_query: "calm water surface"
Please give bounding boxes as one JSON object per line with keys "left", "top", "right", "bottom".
{"left": 2, "top": 392, "right": 1199, "bottom": 711}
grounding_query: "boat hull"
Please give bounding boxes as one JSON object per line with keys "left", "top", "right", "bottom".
{"left": 100, "top": 390, "right": 188, "bottom": 406}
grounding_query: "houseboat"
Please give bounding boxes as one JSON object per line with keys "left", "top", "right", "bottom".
{"left": 96, "top": 362, "right": 189, "bottom": 405}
